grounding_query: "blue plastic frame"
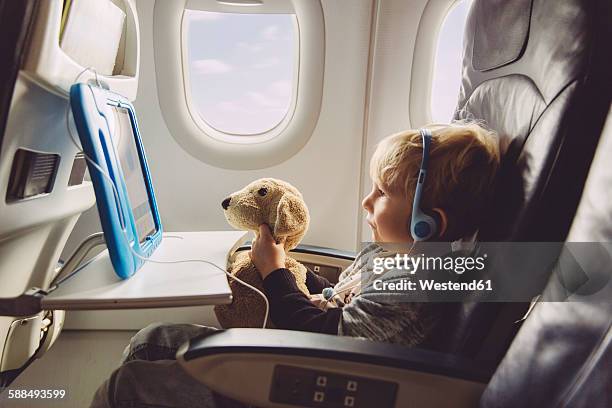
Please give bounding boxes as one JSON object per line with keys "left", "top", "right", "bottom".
{"left": 70, "top": 83, "right": 163, "bottom": 279}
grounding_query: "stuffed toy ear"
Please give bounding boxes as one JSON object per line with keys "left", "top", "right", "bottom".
{"left": 274, "top": 193, "right": 308, "bottom": 239}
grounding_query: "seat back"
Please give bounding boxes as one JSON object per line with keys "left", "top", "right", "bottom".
{"left": 0, "top": 0, "right": 36, "bottom": 156}
{"left": 437, "top": 0, "right": 612, "bottom": 365}
{"left": 0, "top": 0, "right": 94, "bottom": 380}
{"left": 480, "top": 108, "right": 612, "bottom": 407}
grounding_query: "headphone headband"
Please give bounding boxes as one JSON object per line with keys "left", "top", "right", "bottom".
{"left": 419, "top": 128, "right": 432, "bottom": 170}
{"left": 410, "top": 128, "right": 437, "bottom": 241}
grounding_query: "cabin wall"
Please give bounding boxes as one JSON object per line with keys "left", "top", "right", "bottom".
{"left": 359, "top": 0, "right": 430, "bottom": 242}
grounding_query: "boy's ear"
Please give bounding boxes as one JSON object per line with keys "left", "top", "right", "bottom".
{"left": 432, "top": 208, "right": 448, "bottom": 238}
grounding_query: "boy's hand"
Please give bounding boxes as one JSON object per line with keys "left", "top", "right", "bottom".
{"left": 309, "top": 294, "right": 339, "bottom": 310}
{"left": 249, "top": 224, "right": 286, "bottom": 279}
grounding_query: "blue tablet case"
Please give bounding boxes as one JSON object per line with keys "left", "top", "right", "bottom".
{"left": 70, "top": 83, "right": 162, "bottom": 279}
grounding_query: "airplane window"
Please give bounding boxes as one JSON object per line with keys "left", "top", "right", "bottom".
{"left": 431, "top": 0, "right": 472, "bottom": 123}
{"left": 184, "top": 10, "right": 297, "bottom": 136}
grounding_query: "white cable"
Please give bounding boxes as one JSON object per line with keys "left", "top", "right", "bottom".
{"left": 321, "top": 241, "right": 417, "bottom": 308}
{"left": 321, "top": 245, "right": 382, "bottom": 302}
{"left": 127, "top": 251, "right": 270, "bottom": 329}
{"left": 63, "top": 69, "right": 270, "bottom": 328}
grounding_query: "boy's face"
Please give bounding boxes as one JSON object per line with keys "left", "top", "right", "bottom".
{"left": 362, "top": 181, "right": 413, "bottom": 243}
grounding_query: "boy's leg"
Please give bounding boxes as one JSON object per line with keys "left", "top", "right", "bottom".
{"left": 91, "top": 323, "right": 249, "bottom": 408}
{"left": 120, "top": 322, "right": 217, "bottom": 363}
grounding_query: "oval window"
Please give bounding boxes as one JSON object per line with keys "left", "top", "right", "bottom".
{"left": 184, "top": 10, "right": 298, "bottom": 136}
{"left": 430, "top": 0, "right": 472, "bottom": 123}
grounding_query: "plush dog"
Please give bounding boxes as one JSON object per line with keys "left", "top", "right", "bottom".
{"left": 215, "top": 178, "right": 310, "bottom": 328}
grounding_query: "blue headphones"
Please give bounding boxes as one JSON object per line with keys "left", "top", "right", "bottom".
{"left": 410, "top": 128, "right": 438, "bottom": 241}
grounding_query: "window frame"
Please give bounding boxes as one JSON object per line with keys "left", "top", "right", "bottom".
{"left": 153, "top": 0, "right": 324, "bottom": 169}
{"left": 409, "top": 0, "right": 471, "bottom": 127}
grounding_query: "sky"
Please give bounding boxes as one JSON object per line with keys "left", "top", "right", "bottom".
{"left": 431, "top": 0, "right": 472, "bottom": 123}
{"left": 185, "top": 10, "right": 295, "bottom": 135}
{"left": 185, "top": 1, "right": 472, "bottom": 135}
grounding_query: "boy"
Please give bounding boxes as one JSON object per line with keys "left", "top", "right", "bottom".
{"left": 250, "top": 122, "right": 500, "bottom": 345}
{"left": 91, "top": 122, "right": 500, "bottom": 407}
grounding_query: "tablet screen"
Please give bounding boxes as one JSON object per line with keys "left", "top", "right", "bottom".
{"left": 110, "top": 105, "right": 157, "bottom": 243}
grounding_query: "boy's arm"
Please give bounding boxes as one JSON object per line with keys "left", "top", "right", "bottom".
{"left": 263, "top": 268, "right": 341, "bottom": 334}
{"left": 305, "top": 270, "right": 333, "bottom": 294}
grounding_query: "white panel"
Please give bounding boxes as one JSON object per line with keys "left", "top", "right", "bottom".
{"left": 64, "top": 304, "right": 220, "bottom": 330}
{"left": 0, "top": 77, "right": 95, "bottom": 296}
{"left": 22, "top": 0, "right": 140, "bottom": 100}
{"left": 0, "top": 316, "right": 42, "bottom": 371}
{"left": 0, "top": 77, "right": 95, "bottom": 243}
{"left": 0, "top": 75, "right": 97, "bottom": 381}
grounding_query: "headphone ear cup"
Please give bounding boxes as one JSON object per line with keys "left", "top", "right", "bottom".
{"left": 411, "top": 211, "right": 438, "bottom": 241}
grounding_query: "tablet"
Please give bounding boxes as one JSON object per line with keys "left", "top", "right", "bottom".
{"left": 70, "top": 83, "right": 162, "bottom": 279}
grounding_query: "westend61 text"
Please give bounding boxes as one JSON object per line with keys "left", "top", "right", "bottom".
{"left": 373, "top": 279, "right": 493, "bottom": 292}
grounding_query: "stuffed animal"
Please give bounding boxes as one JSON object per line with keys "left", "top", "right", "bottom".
{"left": 215, "top": 178, "right": 310, "bottom": 328}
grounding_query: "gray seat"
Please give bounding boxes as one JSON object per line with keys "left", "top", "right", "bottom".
{"left": 443, "top": 0, "right": 612, "bottom": 366}
{"left": 480, "top": 109, "right": 612, "bottom": 407}
{"left": 0, "top": 0, "right": 36, "bottom": 156}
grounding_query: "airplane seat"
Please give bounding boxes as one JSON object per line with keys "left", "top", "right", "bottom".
{"left": 177, "top": 107, "right": 612, "bottom": 408}
{"left": 480, "top": 108, "right": 612, "bottom": 407}
{"left": 0, "top": 0, "right": 60, "bottom": 387}
{"left": 439, "top": 0, "right": 612, "bottom": 365}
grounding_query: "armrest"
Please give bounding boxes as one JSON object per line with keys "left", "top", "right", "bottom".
{"left": 237, "top": 242, "right": 356, "bottom": 261}
{"left": 177, "top": 328, "right": 492, "bottom": 408}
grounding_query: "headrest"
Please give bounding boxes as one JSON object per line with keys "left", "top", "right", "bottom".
{"left": 472, "top": 0, "right": 532, "bottom": 71}
{"left": 457, "top": 0, "right": 612, "bottom": 241}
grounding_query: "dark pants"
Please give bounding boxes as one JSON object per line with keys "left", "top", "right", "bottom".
{"left": 90, "top": 323, "right": 250, "bottom": 408}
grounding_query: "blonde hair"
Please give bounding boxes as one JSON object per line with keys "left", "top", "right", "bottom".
{"left": 370, "top": 121, "right": 500, "bottom": 240}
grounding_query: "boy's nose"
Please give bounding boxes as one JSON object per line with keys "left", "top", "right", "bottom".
{"left": 362, "top": 194, "right": 372, "bottom": 211}
{"left": 222, "top": 197, "right": 231, "bottom": 210}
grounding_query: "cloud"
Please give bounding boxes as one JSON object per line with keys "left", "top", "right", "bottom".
{"left": 246, "top": 91, "right": 281, "bottom": 108}
{"left": 252, "top": 57, "right": 280, "bottom": 69}
{"left": 215, "top": 80, "right": 292, "bottom": 116}
{"left": 246, "top": 80, "right": 293, "bottom": 108}
{"left": 197, "top": 77, "right": 294, "bottom": 133}
{"left": 237, "top": 41, "right": 264, "bottom": 53}
{"left": 187, "top": 11, "right": 225, "bottom": 22}
{"left": 261, "top": 25, "right": 279, "bottom": 41}
{"left": 192, "top": 59, "right": 233, "bottom": 75}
